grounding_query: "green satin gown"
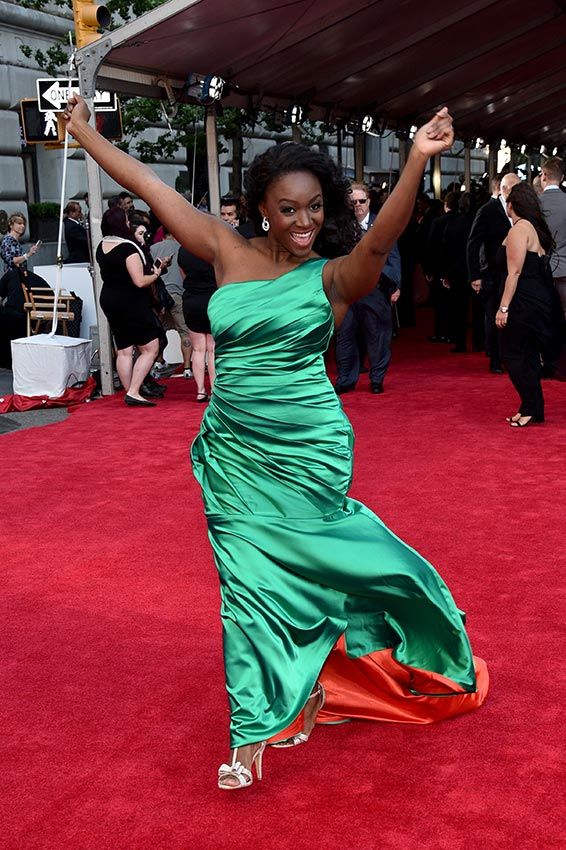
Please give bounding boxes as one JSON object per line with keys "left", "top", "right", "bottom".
{"left": 191, "top": 258, "right": 485, "bottom": 748}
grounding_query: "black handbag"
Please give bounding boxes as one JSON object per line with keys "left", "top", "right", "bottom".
{"left": 152, "top": 277, "right": 175, "bottom": 312}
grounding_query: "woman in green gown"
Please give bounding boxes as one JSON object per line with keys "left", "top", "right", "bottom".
{"left": 64, "top": 99, "right": 488, "bottom": 791}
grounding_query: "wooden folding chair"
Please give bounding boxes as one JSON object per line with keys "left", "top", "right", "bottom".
{"left": 21, "top": 283, "right": 75, "bottom": 336}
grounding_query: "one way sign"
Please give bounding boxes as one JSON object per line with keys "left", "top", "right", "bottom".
{"left": 36, "top": 78, "right": 117, "bottom": 113}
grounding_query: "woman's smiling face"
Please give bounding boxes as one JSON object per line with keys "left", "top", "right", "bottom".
{"left": 259, "top": 171, "right": 324, "bottom": 258}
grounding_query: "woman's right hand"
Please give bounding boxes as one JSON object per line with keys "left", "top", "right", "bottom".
{"left": 152, "top": 263, "right": 162, "bottom": 277}
{"left": 62, "top": 95, "right": 91, "bottom": 137}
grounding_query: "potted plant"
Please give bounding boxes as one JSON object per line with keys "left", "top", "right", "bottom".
{"left": 28, "top": 202, "right": 61, "bottom": 242}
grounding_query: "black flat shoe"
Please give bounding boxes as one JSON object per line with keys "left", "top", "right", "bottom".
{"left": 143, "top": 374, "right": 167, "bottom": 393}
{"left": 371, "top": 382, "right": 384, "bottom": 394}
{"left": 335, "top": 383, "right": 356, "bottom": 395}
{"left": 125, "top": 394, "right": 156, "bottom": 407}
{"left": 141, "top": 383, "right": 166, "bottom": 398}
{"left": 490, "top": 365, "right": 504, "bottom": 374}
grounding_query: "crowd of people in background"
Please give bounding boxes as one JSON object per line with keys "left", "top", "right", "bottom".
{"left": 1, "top": 153, "right": 565, "bottom": 421}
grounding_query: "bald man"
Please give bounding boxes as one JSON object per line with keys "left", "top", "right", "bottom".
{"left": 467, "top": 172, "right": 521, "bottom": 373}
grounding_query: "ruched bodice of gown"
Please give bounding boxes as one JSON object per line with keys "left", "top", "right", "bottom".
{"left": 191, "top": 258, "right": 488, "bottom": 747}
{"left": 193, "top": 258, "right": 352, "bottom": 517}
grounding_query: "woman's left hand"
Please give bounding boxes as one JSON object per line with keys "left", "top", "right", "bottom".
{"left": 412, "top": 107, "right": 454, "bottom": 158}
{"left": 495, "top": 309, "right": 508, "bottom": 328}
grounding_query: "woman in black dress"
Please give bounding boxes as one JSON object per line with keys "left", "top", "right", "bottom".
{"left": 495, "top": 183, "right": 563, "bottom": 427}
{"left": 178, "top": 247, "right": 217, "bottom": 402}
{"left": 96, "top": 208, "right": 165, "bottom": 407}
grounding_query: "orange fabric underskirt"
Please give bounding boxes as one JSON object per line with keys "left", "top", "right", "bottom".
{"left": 269, "top": 636, "right": 489, "bottom": 744}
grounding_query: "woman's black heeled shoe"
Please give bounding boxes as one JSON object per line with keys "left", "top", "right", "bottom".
{"left": 509, "top": 415, "right": 544, "bottom": 428}
{"left": 196, "top": 392, "right": 209, "bottom": 403}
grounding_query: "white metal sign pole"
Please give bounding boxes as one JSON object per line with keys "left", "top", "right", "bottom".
{"left": 83, "top": 101, "right": 114, "bottom": 395}
{"left": 73, "top": 32, "right": 115, "bottom": 396}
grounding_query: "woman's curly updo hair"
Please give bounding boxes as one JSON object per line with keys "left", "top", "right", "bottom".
{"left": 244, "top": 142, "right": 360, "bottom": 258}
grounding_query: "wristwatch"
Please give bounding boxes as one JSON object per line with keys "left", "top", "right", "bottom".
{"left": 499, "top": 305, "right": 509, "bottom": 313}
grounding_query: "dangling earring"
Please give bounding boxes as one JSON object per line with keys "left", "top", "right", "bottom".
{"left": 261, "top": 216, "right": 270, "bottom": 232}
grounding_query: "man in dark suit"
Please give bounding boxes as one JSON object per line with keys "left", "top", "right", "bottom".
{"left": 540, "top": 157, "right": 566, "bottom": 317}
{"left": 335, "top": 182, "right": 401, "bottom": 395}
{"left": 63, "top": 202, "right": 90, "bottom": 264}
{"left": 423, "top": 191, "right": 459, "bottom": 342}
{"left": 467, "top": 172, "right": 520, "bottom": 372}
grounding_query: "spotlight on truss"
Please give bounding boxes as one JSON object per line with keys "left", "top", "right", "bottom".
{"left": 361, "top": 115, "right": 373, "bottom": 133}
{"left": 285, "top": 104, "right": 304, "bottom": 125}
{"left": 200, "top": 75, "right": 225, "bottom": 103}
{"left": 409, "top": 125, "right": 418, "bottom": 140}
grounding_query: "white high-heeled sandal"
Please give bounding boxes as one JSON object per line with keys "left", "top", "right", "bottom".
{"left": 271, "top": 683, "right": 326, "bottom": 749}
{"left": 217, "top": 741, "right": 266, "bottom": 790}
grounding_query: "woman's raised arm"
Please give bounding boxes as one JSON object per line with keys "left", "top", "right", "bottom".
{"left": 63, "top": 95, "right": 241, "bottom": 264}
{"left": 326, "top": 108, "right": 455, "bottom": 306}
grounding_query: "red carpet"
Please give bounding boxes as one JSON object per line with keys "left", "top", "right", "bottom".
{"left": 2, "top": 325, "right": 565, "bottom": 850}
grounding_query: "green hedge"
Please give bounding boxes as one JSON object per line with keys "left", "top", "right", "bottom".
{"left": 28, "top": 202, "right": 61, "bottom": 219}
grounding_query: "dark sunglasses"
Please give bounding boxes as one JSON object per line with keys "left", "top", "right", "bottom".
{"left": 351, "top": 198, "right": 368, "bottom": 206}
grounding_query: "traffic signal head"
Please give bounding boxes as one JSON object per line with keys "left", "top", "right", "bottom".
{"left": 72, "top": 0, "right": 111, "bottom": 49}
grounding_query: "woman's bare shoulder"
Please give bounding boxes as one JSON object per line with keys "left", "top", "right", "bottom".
{"left": 507, "top": 220, "right": 533, "bottom": 241}
{"left": 215, "top": 236, "right": 272, "bottom": 285}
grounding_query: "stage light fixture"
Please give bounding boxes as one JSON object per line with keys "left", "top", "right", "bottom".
{"left": 200, "top": 74, "right": 225, "bottom": 103}
{"left": 409, "top": 125, "right": 417, "bottom": 140}
{"left": 362, "top": 115, "right": 373, "bottom": 133}
{"left": 286, "top": 104, "right": 304, "bottom": 125}
{"left": 552, "top": 146, "right": 559, "bottom": 155}
{"left": 540, "top": 145, "right": 547, "bottom": 155}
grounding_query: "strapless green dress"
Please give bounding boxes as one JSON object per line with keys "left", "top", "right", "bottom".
{"left": 191, "top": 258, "right": 487, "bottom": 748}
